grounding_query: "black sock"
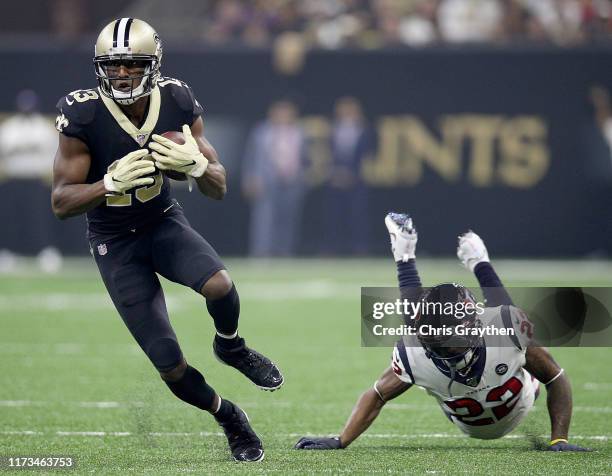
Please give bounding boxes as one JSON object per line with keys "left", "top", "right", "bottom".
{"left": 214, "top": 398, "right": 235, "bottom": 423}
{"left": 474, "top": 262, "right": 514, "bottom": 306}
{"left": 206, "top": 284, "right": 240, "bottom": 337}
{"left": 474, "top": 262, "right": 503, "bottom": 287}
{"left": 397, "top": 259, "right": 423, "bottom": 302}
{"left": 164, "top": 365, "right": 216, "bottom": 411}
{"left": 397, "top": 259, "right": 422, "bottom": 288}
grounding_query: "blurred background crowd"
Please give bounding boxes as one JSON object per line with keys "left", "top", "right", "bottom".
{"left": 2, "top": 0, "right": 611, "bottom": 47}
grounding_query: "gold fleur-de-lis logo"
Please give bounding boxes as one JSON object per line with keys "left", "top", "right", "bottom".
{"left": 55, "top": 113, "right": 69, "bottom": 132}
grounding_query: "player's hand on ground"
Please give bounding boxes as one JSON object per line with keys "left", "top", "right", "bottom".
{"left": 546, "top": 440, "right": 592, "bottom": 452}
{"left": 385, "top": 212, "right": 417, "bottom": 262}
{"left": 150, "top": 124, "right": 209, "bottom": 178}
{"left": 294, "top": 436, "right": 342, "bottom": 450}
{"left": 103, "top": 148, "right": 155, "bottom": 194}
{"left": 457, "top": 230, "right": 490, "bottom": 272}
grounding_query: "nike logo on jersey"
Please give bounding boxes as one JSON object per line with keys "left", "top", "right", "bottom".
{"left": 66, "top": 97, "right": 74, "bottom": 106}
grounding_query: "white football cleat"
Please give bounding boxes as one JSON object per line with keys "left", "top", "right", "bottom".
{"left": 457, "top": 230, "right": 490, "bottom": 272}
{"left": 385, "top": 212, "right": 417, "bottom": 262}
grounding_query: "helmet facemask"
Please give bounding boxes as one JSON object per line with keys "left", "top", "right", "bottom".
{"left": 94, "top": 55, "right": 160, "bottom": 105}
{"left": 414, "top": 283, "right": 483, "bottom": 395}
{"left": 93, "top": 18, "right": 163, "bottom": 106}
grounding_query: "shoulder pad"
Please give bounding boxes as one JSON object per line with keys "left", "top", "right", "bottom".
{"left": 56, "top": 89, "right": 99, "bottom": 126}
{"left": 158, "top": 76, "right": 203, "bottom": 115}
{"left": 501, "top": 305, "right": 534, "bottom": 350}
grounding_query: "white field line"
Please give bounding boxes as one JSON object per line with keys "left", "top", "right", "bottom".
{"left": 0, "top": 400, "right": 144, "bottom": 408}
{"left": 3, "top": 257, "right": 612, "bottom": 283}
{"left": 0, "top": 342, "right": 142, "bottom": 356}
{"left": 0, "top": 282, "right": 359, "bottom": 312}
{"left": 2, "top": 400, "right": 611, "bottom": 414}
{"left": 583, "top": 382, "right": 612, "bottom": 391}
{"left": 0, "top": 430, "right": 609, "bottom": 441}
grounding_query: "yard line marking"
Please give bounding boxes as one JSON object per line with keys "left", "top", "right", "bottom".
{"left": 0, "top": 343, "right": 142, "bottom": 356}
{"left": 0, "top": 431, "right": 43, "bottom": 435}
{"left": 574, "top": 406, "right": 612, "bottom": 413}
{"left": 0, "top": 400, "right": 41, "bottom": 407}
{"left": 0, "top": 400, "right": 144, "bottom": 408}
{"left": 0, "top": 282, "right": 359, "bottom": 311}
{"left": 583, "top": 382, "right": 612, "bottom": 391}
{"left": 1, "top": 430, "right": 609, "bottom": 441}
{"left": 56, "top": 431, "right": 131, "bottom": 437}
{"left": 77, "top": 401, "right": 145, "bottom": 408}
{"left": 2, "top": 400, "right": 611, "bottom": 414}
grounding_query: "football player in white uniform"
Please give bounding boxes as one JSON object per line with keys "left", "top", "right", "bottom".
{"left": 295, "top": 213, "right": 590, "bottom": 452}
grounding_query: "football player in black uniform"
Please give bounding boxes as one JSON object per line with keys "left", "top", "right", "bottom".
{"left": 51, "top": 18, "right": 283, "bottom": 462}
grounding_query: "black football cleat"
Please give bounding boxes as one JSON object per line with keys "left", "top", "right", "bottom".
{"left": 217, "top": 402, "right": 264, "bottom": 462}
{"left": 213, "top": 337, "right": 284, "bottom": 391}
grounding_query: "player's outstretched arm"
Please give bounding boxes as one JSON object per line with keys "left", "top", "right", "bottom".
{"left": 523, "top": 346, "right": 591, "bottom": 452}
{"left": 295, "top": 367, "right": 411, "bottom": 450}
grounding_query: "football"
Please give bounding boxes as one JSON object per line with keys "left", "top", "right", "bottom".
{"left": 161, "top": 130, "right": 185, "bottom": 145}
{"left": 158, "top": 131, "right": 188, "bottom": 181}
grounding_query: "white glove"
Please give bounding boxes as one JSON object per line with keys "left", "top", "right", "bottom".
{"left": 457, "top": 230, "right": 490, "bottom": 272}
{"left": 385, "top": 212, "right": 417, "bottom": 262}
{"left": 149, "top": 124, "right": 209, "bottom": 178}
{"left": 103, "top": 149, "right": 155, "bottom": 194}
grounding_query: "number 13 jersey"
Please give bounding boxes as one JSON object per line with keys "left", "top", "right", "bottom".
{"left": 55, "top": 77, "right": 203, "bottom": 236}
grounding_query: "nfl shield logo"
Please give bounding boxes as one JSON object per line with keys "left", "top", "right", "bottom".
{"left": 97, "top": 244, "right": 107, "bottom": 256}
{"left": 136, "top": 134, "right": 147, "bottom": 146}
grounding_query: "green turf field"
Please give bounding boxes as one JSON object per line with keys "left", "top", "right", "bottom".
{"left": 1, "top": 258, "right": 611, "bottom": 474}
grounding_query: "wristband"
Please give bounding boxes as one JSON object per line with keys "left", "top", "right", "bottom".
{"left": 544, "top": 368, "right": 564, "bottom": 386}
{"left": 549, "top": 438, "right": 568, "bottom": 446}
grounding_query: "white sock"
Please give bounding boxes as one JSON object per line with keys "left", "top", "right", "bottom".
{"left": 213, "top": 396, "right": 222, "bottom": 413}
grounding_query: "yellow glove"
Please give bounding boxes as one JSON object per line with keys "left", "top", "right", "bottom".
{"left": 103, "top": 149, "right": 155, "bottom": 194}
{"left": 150, "top": 124, "right": 209, "bottom": 178}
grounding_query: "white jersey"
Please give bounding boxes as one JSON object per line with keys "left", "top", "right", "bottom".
{"left": 391, "top": 305, "right": 539, "bottom": 440}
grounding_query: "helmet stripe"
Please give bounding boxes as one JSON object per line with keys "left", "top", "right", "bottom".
{"left": 123, "top": 18, "right": 134, "bottom": 47}
{"left": 115, "top": 18, "right": 129, "bottom": 50}
{"left": 112, "top": 19, "right": 120, "bottom": 48}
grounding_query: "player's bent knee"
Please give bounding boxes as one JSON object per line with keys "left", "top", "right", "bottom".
{"left": 163, "top": 364, "right": 217, "bottom": 411}
{"left": 160, "top": 360, "right": 188, "bottom": 382}
{"left": 146, "top": 337, "right": 184, "bottom": 377}
{"left": 200, "top": 270, "right": 233, "bottom": 300}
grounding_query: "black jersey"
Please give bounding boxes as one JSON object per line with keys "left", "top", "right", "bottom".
{"left": 55, "top": 77, "right": 204, "bottom": 235}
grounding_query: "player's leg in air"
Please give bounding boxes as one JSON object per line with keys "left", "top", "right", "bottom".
{"left": 205, "top": 270, "right": 284, "bottom": 391}
{"left": 456, "top": 230, "right": 513, "bottom": 307}
{"left": 295, "top": 213, "right": 591, "bottom": 452}
{"left": 149, "top": 211, "right": 283, "bottom": 392}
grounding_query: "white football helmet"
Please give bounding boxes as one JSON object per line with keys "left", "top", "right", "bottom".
{"left": 93, "top": 18, "right": 162, "bottom": 105}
